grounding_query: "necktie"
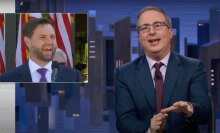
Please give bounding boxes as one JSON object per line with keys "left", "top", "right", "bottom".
{"left": 154, "top": 62, "right": 164, "bottom": 113}
{"left": 37, "top": 68, "right": 47, "bottom": 82}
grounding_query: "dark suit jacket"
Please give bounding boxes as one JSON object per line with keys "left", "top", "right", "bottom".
{"left": 0, "top": 61, "right": 82, "bottom": 82}
{"left": 115, "top": 51, "right": 211, "bottom": 133}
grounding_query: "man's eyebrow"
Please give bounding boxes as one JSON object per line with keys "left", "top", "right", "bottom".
{"left": 38, "top": 33, "right": 56, "bottom": 36}
{"left": 153, "top": 21, "right": 163, "bottom": 24}
{"left": 139, "top": 23, "right": 150, "bottom": 27}
{"left": 139, "top": 21, "right": 163, "bottom": 27}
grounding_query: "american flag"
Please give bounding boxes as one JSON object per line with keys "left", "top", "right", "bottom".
{"left": 0, "top": 14, "right": 5, "bottom": 74}
{"left": 15, "top": 13, "right": 42, "bottom": 67}
{"left": 49, "top": 13, "right": 73, "bottom": 68}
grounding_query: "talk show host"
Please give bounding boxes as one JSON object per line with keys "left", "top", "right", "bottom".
{"left": 115, "top": 6, "right": 211, "bottom": 133}
{"left": 0, "top": 18, "right": 82, "bottom": 82}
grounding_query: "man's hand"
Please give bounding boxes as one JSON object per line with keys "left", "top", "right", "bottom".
{"left": 161, "top": 101, "right": 194, "bottom": 115}
{"left": 150, "top": 113, "right": 168, "bottom": 133}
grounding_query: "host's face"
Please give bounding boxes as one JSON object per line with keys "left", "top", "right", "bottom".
{"left": 24, "top": 24, "right": 57, "bottom": 66}
{"left": 137, "top": 10, "right": 173, "bottom": 61}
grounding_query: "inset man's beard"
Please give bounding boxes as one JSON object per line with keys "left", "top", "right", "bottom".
{"left": 32, "top": 46, "right": 57, "bottom": 62}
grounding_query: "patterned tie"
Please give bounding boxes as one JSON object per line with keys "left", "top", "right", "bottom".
{"left": 154, "top": 62, "right": 164, "bottom": 113}
{"left": 37, "top": 68, "right": 47, "bottom": 82}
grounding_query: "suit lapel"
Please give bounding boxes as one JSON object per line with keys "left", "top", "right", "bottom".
{"left": 163, "top": 51, "right": 181, "bottom": 108}
{"left": 55, "top": 71, "right": 62, "bottom": 82}
{"left": 19, "top": 61, "right": 32, "bottom": 82}
{"left": 55, "top": 66, "right": 64, "bottom": 82}
{"left": 135, "top": 56, "right": 156, "bottom": 111}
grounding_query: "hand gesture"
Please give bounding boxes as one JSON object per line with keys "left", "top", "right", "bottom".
{"left": 161, "top": 101, "right": 193, "bottom": 115}
{"left": 150, "top": 113, "right": 168, "bottom": 133}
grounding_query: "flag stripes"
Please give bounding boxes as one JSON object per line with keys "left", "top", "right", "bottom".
{"left": 0, "top": 13, "right": 5, "bottom": 74}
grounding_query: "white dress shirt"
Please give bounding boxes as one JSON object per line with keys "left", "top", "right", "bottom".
{"left": 146, "top": 52, "right": 170, "bottom": 87}
{"left": 28, "top": 58, "right": 52, "bottom": 82}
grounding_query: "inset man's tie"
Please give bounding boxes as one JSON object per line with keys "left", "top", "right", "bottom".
{"left": 37, "top": 68, "right": 47, "bottom": 82}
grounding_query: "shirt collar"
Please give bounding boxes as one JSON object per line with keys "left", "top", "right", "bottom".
{"left": 146, "top": 52, "right": 170, "bottom": 70}
{"left": 28, "top": 58, "right": 52, "bottom": 73}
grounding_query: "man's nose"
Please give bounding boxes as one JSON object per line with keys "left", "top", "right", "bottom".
{"left": 45, "top": 38, "right": 54, "bottom": 44}
{"left": 148, "top": 26, "right": 156, "bottom": 35}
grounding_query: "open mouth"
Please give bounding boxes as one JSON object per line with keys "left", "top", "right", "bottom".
{"left": 42, "top": 47, "right": 52, "bottom": 52}
{"left": 148, "top": 39, "right": 160, "bottom": 43}
{"left": 42, "top": 47, "right": 53, "bottom": 54}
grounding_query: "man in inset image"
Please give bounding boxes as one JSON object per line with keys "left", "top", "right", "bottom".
{"left": 0, "top": 18, "right": 82, "bottom": 82}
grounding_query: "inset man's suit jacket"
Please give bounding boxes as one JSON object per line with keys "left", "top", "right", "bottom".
{"left": 0, "top": 61, "right": 82, "bottom": 82}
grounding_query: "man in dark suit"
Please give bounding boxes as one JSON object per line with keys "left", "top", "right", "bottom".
{"left": 0, "top": 18, "right": 82, "bottom": 82}
{"left": 115, "top": 6, "right": 211, "bottom": 133}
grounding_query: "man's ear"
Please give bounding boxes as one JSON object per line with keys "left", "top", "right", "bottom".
{"left": 24, "top": 36, "right": 30, "bottom": 49}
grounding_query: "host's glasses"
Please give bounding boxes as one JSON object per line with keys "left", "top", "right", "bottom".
{"left": 137, "top": 21, "right": 169, "bottom": 34}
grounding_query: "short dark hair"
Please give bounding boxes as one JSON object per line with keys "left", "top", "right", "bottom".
{"left": 137, "top": 6, "right": 172, "bottom": 29}
{"left": 22, "top": 18, "right": 54, "bottom": 38}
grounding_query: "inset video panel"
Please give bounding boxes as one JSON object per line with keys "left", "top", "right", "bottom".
{"left": 0, "top": 13, "right": 88, "bottom": 83}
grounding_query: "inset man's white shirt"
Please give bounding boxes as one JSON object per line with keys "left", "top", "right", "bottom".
{"left": 28, "top": 58, "right": 52, "bottom": 82}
